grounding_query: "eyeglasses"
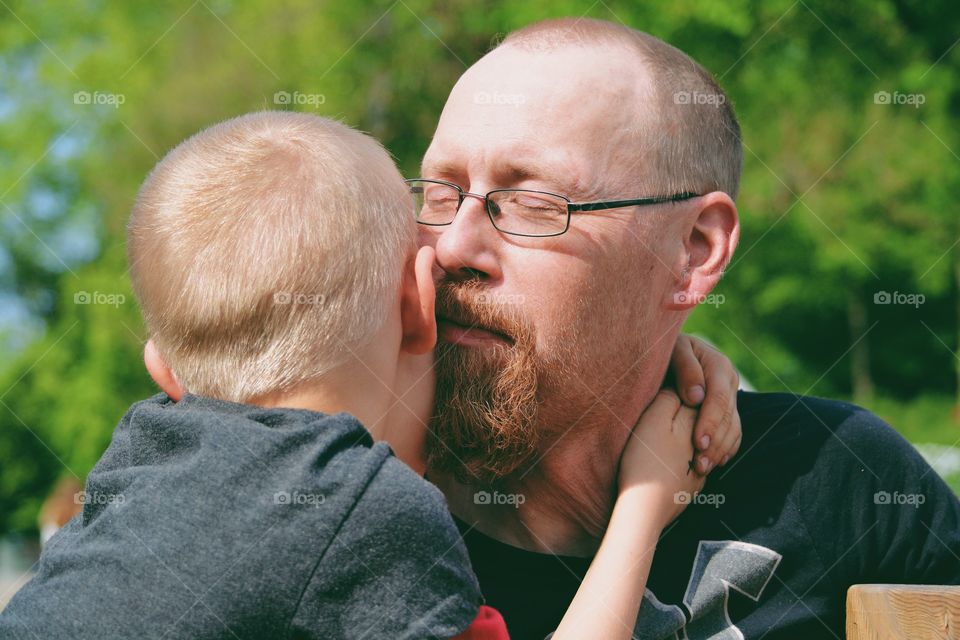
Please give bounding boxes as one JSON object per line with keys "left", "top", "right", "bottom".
{"left": 405, "top": 178, "right": 699, "bottom": 238}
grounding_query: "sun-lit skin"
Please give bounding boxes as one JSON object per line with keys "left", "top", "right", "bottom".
{"left": 421, "top": 43, "right": 739, "bottom": 555}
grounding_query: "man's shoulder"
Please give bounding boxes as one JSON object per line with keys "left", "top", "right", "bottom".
{"left": 735, "top": 390, "right": 905, "bottom": 457}
{"left": 737, "top": 390, "right": 872, "bottom": 430}
{"left": 725, "top": 390, "right": 936, "bottom": 508}
{"left": 728, "top": 391, "right": 956, "bottom": 519}
{"left": 728, "top": 391, "right": 960, "bottom": 584}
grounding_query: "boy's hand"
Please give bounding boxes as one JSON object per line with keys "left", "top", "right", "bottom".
{"left": 667, "top": 334, "right": 742, "bottom": 475}
{"left": 618, "top": 390, "right": 707, "bottom": 531}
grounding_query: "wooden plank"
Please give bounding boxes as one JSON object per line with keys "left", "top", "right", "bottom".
{"left": 847, "top": 584, "right": 960, "bottom": 639}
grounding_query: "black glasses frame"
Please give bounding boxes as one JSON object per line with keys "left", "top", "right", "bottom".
{"left": 405, "top": 178, "right": 699, "bottom": 238}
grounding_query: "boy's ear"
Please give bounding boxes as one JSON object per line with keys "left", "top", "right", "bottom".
{"left": 400, "top": 245, "right": 437, "bottom": 355}
{"left": 144, "top": 339, "right": 184, "bottom": 401}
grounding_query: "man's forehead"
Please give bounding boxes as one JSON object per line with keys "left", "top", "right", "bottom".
{"left": 421, "top": 140, "right": 588, "bottom": 194}
{"left": 424, "top": 44, "right": 653, "bottom": 187}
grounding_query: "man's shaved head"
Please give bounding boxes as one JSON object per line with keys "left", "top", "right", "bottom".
{"left": 500, "top": 17, "right": 742, "bottom": 199}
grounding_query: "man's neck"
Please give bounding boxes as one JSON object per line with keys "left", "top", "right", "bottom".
{"left": 433, "top": 414, "right": 637, "bottom": 557}
{"left": 434, "top": 361, "right": 668, "bottom": 557}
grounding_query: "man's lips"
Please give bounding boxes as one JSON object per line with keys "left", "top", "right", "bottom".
{"left": 437, "top": 316, "right": 513, "bottom": 347}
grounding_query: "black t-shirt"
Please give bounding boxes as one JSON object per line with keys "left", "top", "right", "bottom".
{"left": 457, "top": 391, "right": 960, "bottom": 640}
{"left": 0, "top": 393, "right": 481, "bottom": 639}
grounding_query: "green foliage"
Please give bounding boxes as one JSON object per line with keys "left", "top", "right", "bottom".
{"left": 1, "top": 0, "right": 959, "bottom": 534}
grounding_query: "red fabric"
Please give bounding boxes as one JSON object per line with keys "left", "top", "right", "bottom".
{"left": 451, "top": 605, "right": 510, "bottom": 639}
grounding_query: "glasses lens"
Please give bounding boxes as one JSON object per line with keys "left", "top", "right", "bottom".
{"left": 488, "top": 190, "right": 569, "bottom": 236}
{"left": 408, "top": 180, "right": 459, "bottom": 225}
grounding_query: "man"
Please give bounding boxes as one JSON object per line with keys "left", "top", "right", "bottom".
{"left": 415, "top": 17, "right": 960, "bottom": 639}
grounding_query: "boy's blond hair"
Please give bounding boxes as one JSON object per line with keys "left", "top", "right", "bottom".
{"left": 128, "top": 111, "right": 416, "bottom": 402}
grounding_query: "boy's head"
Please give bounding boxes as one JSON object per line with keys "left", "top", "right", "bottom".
{"left": 128, "top": 111, "right": 431, "bottom": 403}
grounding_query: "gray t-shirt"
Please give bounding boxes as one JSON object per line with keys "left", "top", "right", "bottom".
{"left": 0, "top": 393, "right": 481, "bottom": 639}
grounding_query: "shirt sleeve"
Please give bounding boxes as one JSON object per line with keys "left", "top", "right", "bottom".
{"left": 288, "top": 456, "right": 482, "bottom": 639}
{"left": 794, "top": 402, "right": 960, "bottom": 587}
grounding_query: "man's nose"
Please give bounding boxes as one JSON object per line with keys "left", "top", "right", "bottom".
{"left": 432, "top": 194, "right": 502, "bottom": 282}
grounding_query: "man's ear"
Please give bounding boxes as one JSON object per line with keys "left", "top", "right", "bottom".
{"left": 144, "top": 339, "right": 184, "bottom": 401}
{"left": 400, "top": 245, "right": 437, "bottom": 355}
{"left": 668, "top": 192, "right": 740, "bottom": 310}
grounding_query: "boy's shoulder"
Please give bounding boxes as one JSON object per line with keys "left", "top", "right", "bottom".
{"left": 93, "top": 392, "right": 392, "bottom": 482}
{"left": 1, "top": 393, "right": 479, "bottom": 639}
{"left": 87, "top": 392, "right": 447, "bottom": 531}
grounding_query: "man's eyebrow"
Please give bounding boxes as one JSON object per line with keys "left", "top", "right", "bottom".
{"left": 498, "top": 162, "right": 539, "bottom": 184}
{"left": 420, "top": 157, "right": 586, "bottom": 196}
{"left": 497, "top": 159, "right": 588, "bottom": 198}
{"left": 419, "top": 160, "right": 461, "bottom": 179}
{"left": 419, "top": 161, "right": 541, "bottom": 182}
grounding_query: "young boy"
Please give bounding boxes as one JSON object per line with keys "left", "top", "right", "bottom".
{"left": 0, "top": 112, "right": 738, "bottom": 639}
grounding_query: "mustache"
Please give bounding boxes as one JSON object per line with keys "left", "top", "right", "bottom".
{"left": 434, "top": 279, "right": 531, "bottom": 346}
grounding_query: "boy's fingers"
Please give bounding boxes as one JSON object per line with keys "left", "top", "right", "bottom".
{"left": 720, "top": 431, "right": 743, "bottom": 466}
{"left": 692, "top": 392, "right": 732, "bottom": 463}
{"left": 692, "top": 342, "right": 739, "bottom": 463}
{"left": 700, "top": 401, "right": 737, "bottom": 465}
{"left": 674, "top": 404, "right": 698, "bottom": 436}
{"left": 669, "top": 335, "right": 706, "bottom": 406}
{"left": 672, "top": 405, "right": 701, "bottom": 472}
{"left": 694, "top": 401, "right": 736, "bottom": 475}
{"left": 637, "top": 389, "right": 683, "bottom": 433}
{"left": 700, "top": 341, "right": 740, "bottom": 411}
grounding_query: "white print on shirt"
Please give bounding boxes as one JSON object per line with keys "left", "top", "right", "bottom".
{"left": 630, "top": 540, "right": 783, "bottom": 640}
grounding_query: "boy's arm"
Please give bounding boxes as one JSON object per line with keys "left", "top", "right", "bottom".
{"left": 550, "top": 485, "right": 672, "bottom": 639}
{"left": 553, "top": 390, "right": 738, "bottom": 640}
{"left": 289, "top": 456, "right": 482, "bottom": 639}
